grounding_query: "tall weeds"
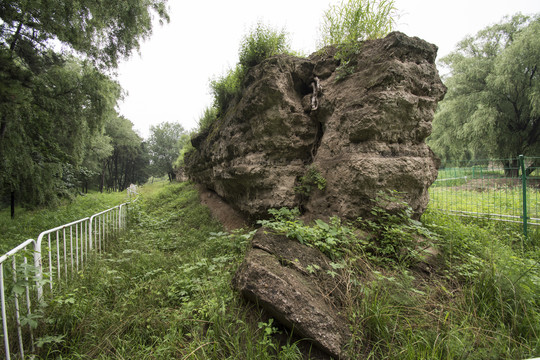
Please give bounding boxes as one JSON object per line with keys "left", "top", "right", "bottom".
{"left": 5, "top": 182, "right": 539, "bottom": 358}
{"left": 33, "top": 182, "right": 304, "bottom": 359}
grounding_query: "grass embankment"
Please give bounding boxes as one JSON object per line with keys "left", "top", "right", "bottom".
{"left": 33, "top": 181, "right": 304, "bottom": 359}
{"left": 0, "top": 190, "right": 128, "bottom": 254}
{"left": 12, "top": 182, "right": 540, "bottom": 359}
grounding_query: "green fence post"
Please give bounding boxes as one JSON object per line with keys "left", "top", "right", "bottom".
{"left": 519, "top": 154, "right": 528, "bottom": 238}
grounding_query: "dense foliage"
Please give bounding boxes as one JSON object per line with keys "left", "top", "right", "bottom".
{"left": 428, "top": 13, "right": 540, "bottom": 164}
{"left": 100, "top": 116, "right": 149, "bottom": 192}
{"left": 0, "top": 0, "right": 169, "bottom": 69}
{"left": 0, "top": 0, "right": 169, "bottom": 214}
{"left": 147, "top": 121, "right": 187, "bottom": 181}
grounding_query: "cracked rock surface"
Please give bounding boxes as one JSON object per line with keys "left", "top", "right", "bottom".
{"left": 233, "top": 228, "right": 352, "bottom": 359}
{"left": 184, "top": 31, "right": 446, "bottom": 221}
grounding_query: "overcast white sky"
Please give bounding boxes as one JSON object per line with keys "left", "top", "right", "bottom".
{"left": 116, "top": 0, "right": 540, "bottom": 139}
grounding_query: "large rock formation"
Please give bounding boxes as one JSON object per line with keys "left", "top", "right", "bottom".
{"left": 185, "top": 32, "right": 446, "bottom": 221}
{"left": 186, "top": 32, "right": 446, "bottom": 358}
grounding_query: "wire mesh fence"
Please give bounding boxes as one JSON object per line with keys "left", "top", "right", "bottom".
{"left": 428, "top": 155, "right": 540, "bottom": 236}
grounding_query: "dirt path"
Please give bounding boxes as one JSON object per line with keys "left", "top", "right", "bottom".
{"left": 196, "top": 184, "right": 248, "bottom": 231}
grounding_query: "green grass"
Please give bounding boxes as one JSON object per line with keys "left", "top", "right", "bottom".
{"left": 429, "top": 183, "right": 540, "bottom": 227}
{"left": 0, "top": 190, "right": 129, "bottom": 254}
{"left": 430, "top": 161, "right": 540, "bottom": 227}
{"left": 30, "top": 182, "right": 306, "bottom": 359}
{"left": 4, "top": 182, "right": 540, "bottom": 359}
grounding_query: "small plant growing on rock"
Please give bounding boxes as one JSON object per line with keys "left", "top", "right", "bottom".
{"left": 239, "top": 22, "right": 290, "bottom": 68}
{"left": 258, "top": 207, "right": 363, "bottom": 260}
{"left": 294, "top": 165, "right": 327, "bottom": 196}
{"left": 209, "top": 22, "right": 292, "bottom": 117}
{"left": 318, "top": 0, "right": 398, "bottom": 80}
{"left": 359, "top": 190, "right": 436, "bottom": 267}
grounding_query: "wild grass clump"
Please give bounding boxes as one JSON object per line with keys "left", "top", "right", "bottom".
{"left": 238, "top": 22, "right": 290, "bottom": 69}
{"left": 257, "top": 194, "right": 540, "bottom": 359}
{"left": 205, "top": 22, "right": 291, "bottom": 130}
{"left": 421, "top": 210, "right": 540, "bottom": 359}
{"left": 318, "top": 0, "right": 398, "bottom": 80}
{"left": 194, "top": 106, "right": 219, "bottom": 134}
{"left": 209, "top": 65, "right": 245, "bottom": 117}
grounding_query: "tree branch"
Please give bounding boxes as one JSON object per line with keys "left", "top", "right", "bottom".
{"left": 526, "top": 117, "right": 540, "bottom": 148}
{"left": 9, "top": 21, "right": 24, "bottom": 52}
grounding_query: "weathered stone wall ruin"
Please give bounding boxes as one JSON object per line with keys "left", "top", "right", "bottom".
{"left": 185, "top": 32, "right": 446, "bottom": 358}
{"left": 185, "top": 31, "right": 446, "bottom": 222}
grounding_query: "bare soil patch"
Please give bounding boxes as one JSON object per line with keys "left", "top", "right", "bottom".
{"left": 196, "top": 184, "right": 248, "bottom": 231}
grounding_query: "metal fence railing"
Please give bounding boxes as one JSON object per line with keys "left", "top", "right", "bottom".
{"left": 0, "top": 200, "right": 134, "bottom": 359}
{"left": 429, "top": 155, "right": 540, "bottom": 237}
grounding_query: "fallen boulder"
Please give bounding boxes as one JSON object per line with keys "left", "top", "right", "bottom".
{"left": 233, "top": 228, "right": 352, "bottom": 359}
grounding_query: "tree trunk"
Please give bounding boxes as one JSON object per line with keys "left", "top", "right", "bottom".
{"left": 0, "top": 114, "right": 7, "bottom": 141}
{"left": 100, "top": 162, "right": 107, "bottom": 193}
{"left": 526, "top": 159, "right": 538, "bottom": 177}
{"left": 10, "top": 191, "right": 15, "bottom": 219}
{"left": 9, "top": 21, "right": 24, "bottom": 52}
{"left": 502, "top": 159, "right": 520, "bottom": 177}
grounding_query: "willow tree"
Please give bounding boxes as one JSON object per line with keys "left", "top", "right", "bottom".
{"left": 0, "top": 0, "right": 169, "bottom": 215}
{"left": 101, "top": 116, "right": 149, "bottom": 192}
{"left": 0, "top": 0, "right": 169, "bottom": 69}
{"left": 428, "top": 13, "right": 540, "bottom": 171}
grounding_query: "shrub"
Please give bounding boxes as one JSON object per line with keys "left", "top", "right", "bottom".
{"left": 209, "top": 64, "right": 245, "bottom": 115}
{"left": 294, "top": 165, "right": 327, "bottom": 196}
{"left": 196, "top": 106, "right": 218, "bottom": 132}
{"left": 238, "top": 22, "right": 291, "bottom": 68}
{"left": 258, "top": 207, "right": 363, "bottom": 260}
{"left": 209, "top": 22, "right": 292, "bottom": 117}
{"left": 318, "top": 0, "right": 398, "bottom": 79}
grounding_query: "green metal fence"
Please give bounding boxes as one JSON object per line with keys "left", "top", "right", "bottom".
{"left": 428, "top": 155, "right": 540, "bottom": 237}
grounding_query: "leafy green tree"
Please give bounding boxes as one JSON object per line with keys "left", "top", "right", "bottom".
{"left": 0, "top": 0, "right": 168, "bottom": 215}
{"left": 0, "top": 57, "right": 122, "bottom": 214}
{"left": 148, "top": 122, "right": 186, "bottom": 182}
{"left": 79, "top": 133, "right": 114, "bottom": 193}
{"left": 428, "top": 14, "right": 540, "bottom": 170}
{"left": 101, "top": 116, "right": 148, "bottom": 192}
{"left": 1, "top": 0, "right": 169, "bottom": 69}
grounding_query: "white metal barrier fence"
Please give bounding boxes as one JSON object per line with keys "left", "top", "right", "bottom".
{"left": 0, "top": 201, "right": 133, "bottom": 359}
